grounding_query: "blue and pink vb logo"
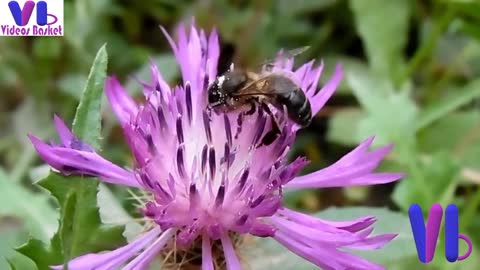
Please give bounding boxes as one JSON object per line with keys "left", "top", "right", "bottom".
{"left": 0, "top": 0, "right": 63, "bottom": 36}
{"left": 409, "top": 203, "right": 473, "bottom": 264}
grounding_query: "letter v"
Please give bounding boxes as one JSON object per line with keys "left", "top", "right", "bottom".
{"left": 8, "top": 1, "right": 35, "bottom": 26}
{"left": 409, "top": 203, "right": 443, "bottom": 263}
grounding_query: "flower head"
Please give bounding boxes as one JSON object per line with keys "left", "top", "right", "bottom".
{"left": 30, "top": 23, "right": 404, "bottom": 270}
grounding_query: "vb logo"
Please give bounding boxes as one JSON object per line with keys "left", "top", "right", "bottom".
{"left": 8, "top": 1, "right": 57, "bottom": 26}
{"left": 409, "top": 203, "right": 473, "bottom": 263}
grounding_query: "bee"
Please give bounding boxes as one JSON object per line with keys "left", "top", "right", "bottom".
{"left": 207, "top": 47, "right": 312, "bottom": 130}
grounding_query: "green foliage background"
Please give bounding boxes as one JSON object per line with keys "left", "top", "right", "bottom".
{"left": 1, "top": 0, "right": 479, "bottom": 269}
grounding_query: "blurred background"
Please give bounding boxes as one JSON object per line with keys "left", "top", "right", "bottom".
{"left": 1, "top": 0, "right": 480, "bottom": 269}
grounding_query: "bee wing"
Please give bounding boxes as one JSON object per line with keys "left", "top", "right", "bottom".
{"left": 231, "top": 76, "right": 275, "bottom": 97}
{"left": 258, "top": 46, "right": 311, "bottom": 71}
{"left": 280, "top": 46, "right": 311, "bottom": 59}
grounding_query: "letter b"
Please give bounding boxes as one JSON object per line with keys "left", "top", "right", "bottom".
{"left": 445, "top": 204, "right": 473, "bottom": 262}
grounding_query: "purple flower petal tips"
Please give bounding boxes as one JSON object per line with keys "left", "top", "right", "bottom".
{"left": 286, "top": 136, "right": 404, "bottom": 189}
{"left": 29, "top": 129, "right": 139, "bottom": 188}
{"left": 30, "top": 24, "right": 404, "bottom": 270}
{"left": 105, "top": 76, "right": 138, "bottom": 126}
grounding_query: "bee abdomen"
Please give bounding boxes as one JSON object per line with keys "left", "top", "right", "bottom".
{"left": 277, "top": 88, "right": 312, "bottom": 127}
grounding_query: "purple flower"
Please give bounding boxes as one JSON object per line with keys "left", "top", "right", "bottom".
{"left": 30, "top": 24, "right": 404, "bottom": 270}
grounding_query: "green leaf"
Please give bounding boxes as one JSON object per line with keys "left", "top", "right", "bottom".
{"left": 0, "top": 169, "right": 58, "bottom": 243}
{"left": 248, "top": 207, "right": 416, "bottom": 269}
{"left": 16, "top": 234, "right": 62, "bottom": 270}
{"left": 392, "top": 152, "right": 461, "bottom": 212}
{"left": 12, "top": 98, "right": 51, "bottom": 148}
{"left": 418, "top": 110, "right": 480, "bottom": 172}
{"left": 71, "top": 44, "right": 108, "bottom": 149}
{"left": 326, "top": 108, "right": 366, "bottom": 145}
{"left": 97, "top": 184, "right": 142, "bottom": 242}
{"left": 416, "top": 79, "right": 480, "bottom": 131}
{"left": 344, "top": 62, "right": 396, "bottom": 112}
{"left": 57, "top": 74, "right": 88, "bottom": 100}
{"left": 248, "top": 237, "right": 316, "bottom": 270}
{"left": 345, "top": 64, "right": 418, "bottom": 158}
{"left": 350, "top": 0, "right": 410, "bottom": 80}
{"left": 18, "top": 45, "right": 126, "bottom": 269}
{"left": 1, "top": 229, "right": 37, "bottom": 270}
{"left": 418, "top": 111, "right": 480, "bottom": 153}
{"left": 356, "top": 91, "right": 418, "bottom": 147}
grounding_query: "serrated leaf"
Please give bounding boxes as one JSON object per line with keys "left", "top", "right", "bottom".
{"left": 350, "top": 0, "right": 410, "bottom": 80}
{"left": 416, "top": 79, "right": 480, "bottom": 131}
{"left": 97, "top": 184, "right": 142, "bottom": 242}
{"left": 17, "top": 234, "right": 62, "bottom": 270}
{"left": 1, "top": 226, "right": 37, "bottom": 270}
{"left": 247, "top": 207, "right": 416, "bottom": 269}
{"left": 345, "top": 63, "right": 418, "bottom": 159}
{"left": 0, "top": 169, "right": 58, "bottom": 243}
{"left": 71, "top": 44, "right": 108, "bottom": 149}
{"left": 344, "top": 62, "right": 396, "bottom": 112}
{"left": 18, "top": 45, "right": 126, "bottom": 269}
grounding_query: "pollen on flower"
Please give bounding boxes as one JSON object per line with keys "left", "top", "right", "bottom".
{"left": 160, "top": 232, "right": 246, "bottom": 270}
{"left": 29, "top": 22, "right": 404, "bottom": 270}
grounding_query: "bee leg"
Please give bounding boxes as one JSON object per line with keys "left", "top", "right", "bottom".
{"left": 245, "top": 101, "right": 257, "bottom": 115}
{"left": 264, "top": 63, "right": 275, "bottom": 72}
{"left": 260, "top": 103, "right": 281, "bottom": 146}
{"left": 206, "top": 105, "right": 213, "bottom": 118}
{"left": 235, "top": 102, "right": 257, "bottom": 139}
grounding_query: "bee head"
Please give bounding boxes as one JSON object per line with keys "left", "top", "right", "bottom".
{"left": 221, "top": 71, "right": 247, "bottom": 94}
{"left": 207, "top": 71, "right": 247, "bottom": 108}
{"left": 207, "top": 76, "right": 226, "bottom": 107}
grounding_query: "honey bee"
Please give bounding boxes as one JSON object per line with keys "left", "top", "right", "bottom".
{"left": 207, "top": 47, "right": 312, "bottom": 129}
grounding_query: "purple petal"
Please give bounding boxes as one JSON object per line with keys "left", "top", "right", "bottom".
{"left": 149, "top": 62, "right": 171, "bottom": 97}
{"left": 285, "top": 137, "right": 404, "bottom": 189}
{"left": 274, "top": 231, "right": 385, "bottom": 270}
{"left": 278, "top": 208, "right": 376, "bottom": 233}
{"left": 105, "top": 76, "right": 138, "bottom": 126}
{"left": 270, "top": 215, "right": 363, "bottom": 245}
{"left": 317, "top": 217, "right": 376, "bottom": 233}
{"left": 310, "top": 64, "right": 343, "bottom": 115}
{"left": 272, "top": 208, "right": 393, "bottom": 269}
{"left": 202, "top": 234, "right": 214, "bottom": 270}
{"left": 122, "top": 228, "right": 175, "bottom": 270}
{"left": 273, "top": 231, "right": 343, "bottom": 270}
{"left": 305, "top": 62, "right": 324, "bottom": 95}
{"left": 53, "top": 115, "right": 93, "bottom": 152}
{"left": 346, "top": 233, "right": 397, "bottom": 250}
{"left": 220, "top": 233, "right": 242, "bottom": 270}
{"left": 207, "top": 29, "right": 220, "bottom": 82}
{"left": 50, "top": 228, "right": 161, "bottom": 270}
{"left": 29, "top": 135, "right": 141, "bottom": 188}
{"left": 53, "top": 115, "right": 74, "bottom": 147}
